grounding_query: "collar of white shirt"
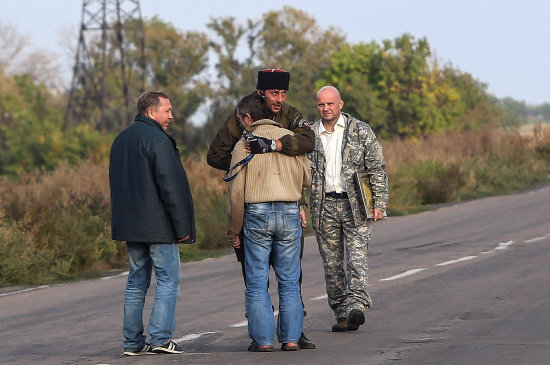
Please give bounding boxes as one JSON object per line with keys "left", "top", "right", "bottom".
{"left": 319, "top": 113, "right": 345, "bottom": 134}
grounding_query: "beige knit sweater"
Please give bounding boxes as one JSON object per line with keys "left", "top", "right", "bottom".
{"left": 226, "top": 119, "right": 311, "bottom": 241}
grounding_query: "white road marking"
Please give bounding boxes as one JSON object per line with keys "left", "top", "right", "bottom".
{"left": 380, "top": 268, "right": 426, "bottom": 281}
{"left": 229, "top": 311, "right": 279, "bottom": 328}
{"left": 524, "top": 236, "right": 547, "bottom": 243}
{"left": 174, "top": 331, "right": 220, "bottom": 343}
{"left": 494, "top": 240, "right": 514, "bottom": 251}
{"left": 481, "top": 240, "right": 514, "bottom": 254}
{"left": 0, "top": 285, "right": 50, "bottom": 297}
{"left": 100, "top": 271, "right": 129, "bottom": 280}
{"left": 436, "top": 255, "right": 478, "bottom": 266}
{"left": 229, "top": 319, "right": 248, "bottom": 328}
{"left": 310, "top": 294, "right": 328, "bottom": 301}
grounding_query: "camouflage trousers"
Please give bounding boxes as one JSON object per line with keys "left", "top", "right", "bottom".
{"left": 315, "top": 196, "right": 372, "bottom": 320}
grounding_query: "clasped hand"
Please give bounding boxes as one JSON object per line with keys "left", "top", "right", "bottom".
{"left": 246, "top": 136, "right": 274, "bottom": 154}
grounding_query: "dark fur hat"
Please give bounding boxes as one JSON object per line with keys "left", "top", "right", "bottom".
{"left": 256, "top": 69, "right": 290, "bottom": 90}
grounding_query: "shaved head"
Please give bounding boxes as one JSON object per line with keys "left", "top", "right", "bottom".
{"left": 316, "top": 85, "right": 341, "bottom": 101}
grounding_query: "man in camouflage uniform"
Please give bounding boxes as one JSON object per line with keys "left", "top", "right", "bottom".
{"left": 207, "top": 69, "right": 316, "bottom": 349}
{"left": 308, "top": 86, "right": 388, "bottom": 332}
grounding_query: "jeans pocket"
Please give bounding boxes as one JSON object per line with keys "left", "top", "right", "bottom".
{"left": 282, "top": 213, "right": 301, "bottom": 236}
{"left": 244, "top": 212, "right": 269, "bottom": 240}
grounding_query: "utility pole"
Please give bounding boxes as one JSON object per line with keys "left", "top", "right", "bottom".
{"left": 64, "top": 0, "right": 146, "bottom": 130}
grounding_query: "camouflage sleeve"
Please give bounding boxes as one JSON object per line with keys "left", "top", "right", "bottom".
{"left": 278, "top": 107, "right": 315, "bottom": 156}
{"left": 364, "top": 127, "right": 389, "bottom": 212}
{"left": 206, "top": 112, "right": 243, "bottom": 171}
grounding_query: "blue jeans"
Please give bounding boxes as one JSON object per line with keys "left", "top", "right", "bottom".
{"left": 123, "top": 242, "right": 181, "bottom": 351}
{"left": 243, "top": 202, "right": 303, "bottom": 346}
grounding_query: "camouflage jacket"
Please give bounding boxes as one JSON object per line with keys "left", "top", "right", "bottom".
{"left": 308, "top": 112, "right": 389, "bottom": 229}
{"left": 206, "top": 91, "right": 315, "bottom": 171}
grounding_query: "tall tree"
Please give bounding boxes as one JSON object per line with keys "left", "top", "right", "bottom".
{"left": 199, "top": 6, "right": 348, "bottom": 147}
{"left": 124, "top": 17, "right": 211, "bottom": 145}
{"left": 196, "top": 16, "right": 258, "bottom": 148}
{"left": 0, "top": 72, "right": 105, "bottom": 176}
{"left": 0, "top": 21, "right": 62, "bottom": 90}
{"left": 318, "top": 33, "right": 501, "bottom": 138}
{"left": 251, "top": 6, "right": 346, "bottom": 120}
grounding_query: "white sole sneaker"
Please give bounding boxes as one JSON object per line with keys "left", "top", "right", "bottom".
{"left": 123, "top": 343, "right": 157, "bottom": 356}
{"left": 152, "top": 340, "right": 184, "bottom": 354}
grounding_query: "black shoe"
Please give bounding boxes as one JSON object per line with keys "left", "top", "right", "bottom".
{"left": 347, "top": 309, "right": 365, "bottom": 331}
{"left": 152, "top": 340, "right": 184, "bottom": 354}
{"left": 281, "top": 343, "right": 300, "bottom": 351}
{"left": 123, "top": 343, "right": 156, "bottom": 356}
{"left": 297, "top": 332, "right": 316, "bottom": 349}
{"left": 331, "top": 318, "right": 348, "bottom": 332}
{"left": 247, "top": 341, "right": 274, "bottom": 352}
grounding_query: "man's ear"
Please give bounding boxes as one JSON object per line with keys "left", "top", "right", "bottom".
{"left": 242, "top": 113, "right": 254, "bottom": 126}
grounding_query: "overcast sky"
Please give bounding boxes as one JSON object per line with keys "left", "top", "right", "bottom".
{"left": 2, "top": 0, "right": 549, "bottom": 104}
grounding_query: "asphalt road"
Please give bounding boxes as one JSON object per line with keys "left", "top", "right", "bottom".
{"left": 1, "top": 184, "right": 549, "bottom": 365}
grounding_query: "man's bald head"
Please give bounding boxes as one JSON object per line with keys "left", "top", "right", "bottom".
{"left": 316, "top": 85, "right": 341, "bottom": 101}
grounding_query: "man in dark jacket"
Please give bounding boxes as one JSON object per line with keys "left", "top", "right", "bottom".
{"left": 110, "top": 90, "right": 195, "bottom": 356}
{"left": 207, "top": 69, "right": 316, "bottom": 349}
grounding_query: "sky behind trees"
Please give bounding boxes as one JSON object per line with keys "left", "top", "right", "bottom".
{"left": 2, "top": 0, "right": 550, "bottom": 104}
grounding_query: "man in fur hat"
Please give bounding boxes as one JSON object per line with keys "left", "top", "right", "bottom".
{"left": 207, "top": 69, "right": 316, "bottom": 349}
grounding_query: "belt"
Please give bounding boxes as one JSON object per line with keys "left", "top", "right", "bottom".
{"left": 325, "top": 191, "right": 348, "bottom": 199}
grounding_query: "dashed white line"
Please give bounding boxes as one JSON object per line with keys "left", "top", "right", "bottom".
{"left": 481, "top": 240, "right": 515, "bottom": 254}
{"left": 174, "top": 331, "right": 220, "bottom": 343}
{"left": 310, "top": 294, "right": 328, "bottom": 301}
{"left": 494, "top": 240, "right": 514, "bottom": 251}
{"left": 100, "top": 271, "right": 129, "bottom": 280}
{"left": 436, "top": 255, "right": 478, "bottom": 266}
{"left": 524, "top": 236, "right": 547, "bottom": 243}
{"left": 229, "top": 319, "right": 248, "bottom": 328}
{"left": 229, "top": 311, "right": 279, "bottom": 328}
{"left": 380, "top": 268, "right": 426, "bottom": 281}
{"left": 0, "top": 285, "right": 50, "bottom": 297}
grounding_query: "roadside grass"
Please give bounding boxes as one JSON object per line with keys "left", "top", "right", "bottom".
{"left": 1, "top": 124, "right": 549, "bottom": 286}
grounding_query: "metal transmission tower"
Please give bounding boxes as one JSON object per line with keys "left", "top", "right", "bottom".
{"left": 64, "top": 0, "right": 146, "bottom": 130}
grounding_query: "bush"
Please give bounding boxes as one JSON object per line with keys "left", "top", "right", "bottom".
{"left": 0, "top": 152, "right": 233, "bottom": 286}
{"left": 2, "top": 128, "right": 550, "bottom": 286}
{"left": 0, "top": 159, "right": 125, "bottom": 285}
{"left": 182, "top": 153, "right": 230, "bottom": 251}
{"left": 385, "top": 127, "right": 550, "bottom": 215}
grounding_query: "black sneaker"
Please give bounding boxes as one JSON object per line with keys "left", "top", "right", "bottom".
{"left": 152, "top": 340, "right": 184, "bottom": 354}
{"left": 123, "top": 343, "right": 156, "bottom": 356}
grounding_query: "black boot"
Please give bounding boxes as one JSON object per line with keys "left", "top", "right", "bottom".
{"left": 297, "top": 332, "right": 316, "bottom": 349}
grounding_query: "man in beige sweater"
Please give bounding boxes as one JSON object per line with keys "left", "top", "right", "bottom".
{"left": 227, "top": 92, "right": 311, "bottom": 352}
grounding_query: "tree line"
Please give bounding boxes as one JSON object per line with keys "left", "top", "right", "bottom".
{"left": 0, "top": 6, "right": 549, "bottom": 177}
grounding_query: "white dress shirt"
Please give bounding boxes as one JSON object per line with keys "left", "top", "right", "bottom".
{"left": 319, "top": 114, "right": 346, "bottom": 193}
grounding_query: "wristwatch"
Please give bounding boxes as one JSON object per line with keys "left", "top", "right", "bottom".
{"left": 270, "top": 139, "right": 277, "bottom": 151}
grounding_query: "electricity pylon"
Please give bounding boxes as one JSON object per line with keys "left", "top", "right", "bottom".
{"left": 64, "top": 0, "right": 146, "bottom": 130}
